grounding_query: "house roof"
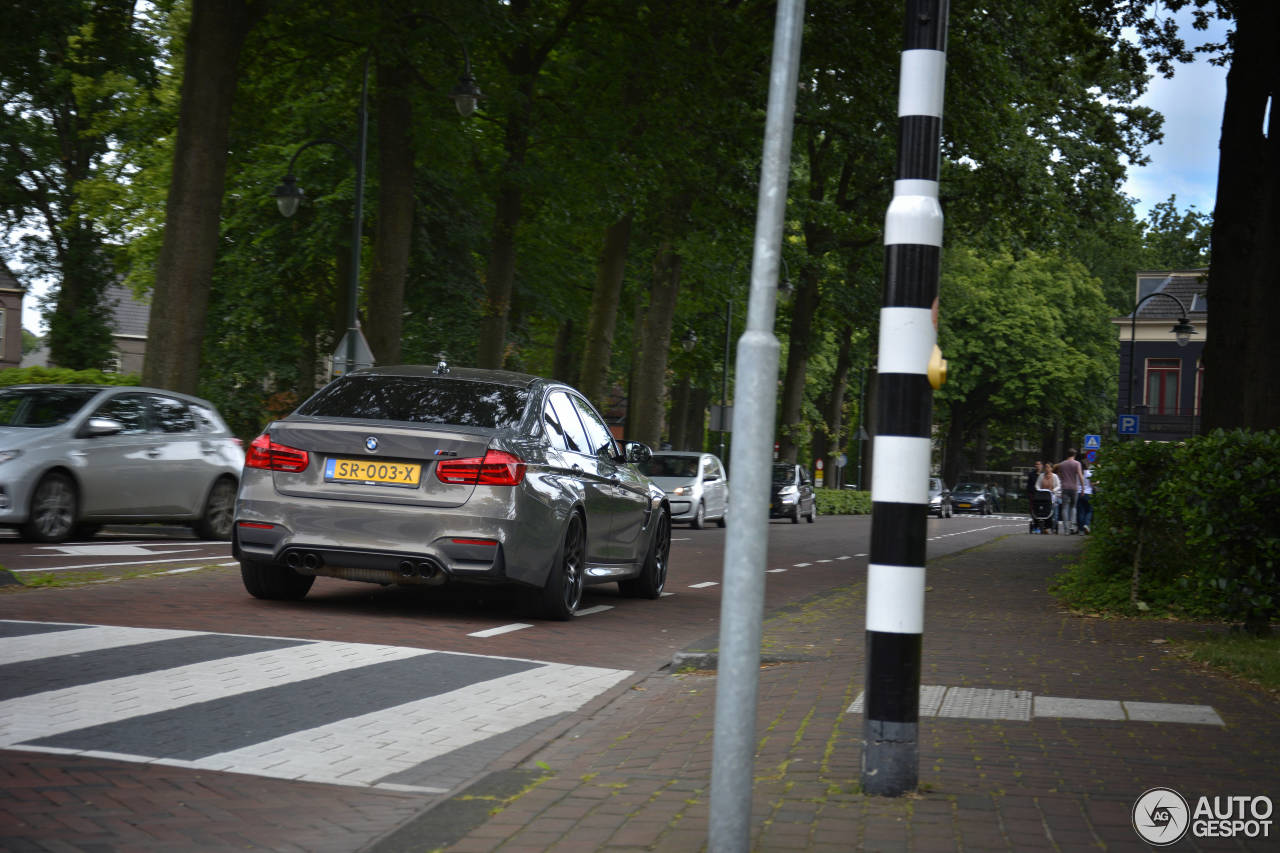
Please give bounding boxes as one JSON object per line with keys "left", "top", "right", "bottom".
{"left": 0, "top": 262, "right": 24, "bottom": 293}
{"left": 106, "top": 282, "right": 150, "bottom": 338}
{"left": 1127, "top": 271, "right": 1209, "bottom": 321}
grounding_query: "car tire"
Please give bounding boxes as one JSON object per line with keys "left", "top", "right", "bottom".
{"left": 691, "top": 501, "right": 705, "bottom": 530}
{"left": 21, "top": 472, "right": 77, "bottom": 543}
{"left": 240, "top": 559, "right": 314, "bottom": 601}
{"left": 716, "top": 511, "right": 726, "bottom": 529}
{"left": 620, "top": 509, "right": 670, "bottom": 599}
{"left": 542, "top": 513, "right": 585, "bottom": 620}
{"left": 790, "top": 505, "right": 800, "bottom": 524}
{"left": 806, "top": 501, "right": 817, "bottom": 523}
{"left": 194, "top": 478, "right": 237, "bottom": 540}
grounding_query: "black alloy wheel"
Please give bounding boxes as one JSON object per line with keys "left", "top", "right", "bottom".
{"left": 621, "top": 509, "right": 670, "bottom": 599}
{"left": 543, "top": 513, "right": 585, "bottom": 620}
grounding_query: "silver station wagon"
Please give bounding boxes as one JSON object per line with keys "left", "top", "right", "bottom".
{"left": 233, "top": 364, "right": 672, "bottom": 619}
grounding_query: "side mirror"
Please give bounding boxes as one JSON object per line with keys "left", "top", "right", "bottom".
{"left": 623, "top": 441, "right": 652, "bottom": 465}
{"left": 81, "top": 417, "right": 124, "bottom": 438}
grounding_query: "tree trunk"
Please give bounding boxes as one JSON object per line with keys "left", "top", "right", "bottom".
{"left": 687, "top": 385, "right": 710, "bottom": 452}
{"left": 143, "top": 0, "right": 261, "bottom": 393}
{"left": 1200, "top": 0, "right": 1280, "bottom": 432}
{"left": 579, "top": 213, "right": 632, "bottom": 407}
{"left": 668, "top": 375, "right": 691, "bottom": 451}
{"left": 816, "top": 324, "right": 855, "bottom": 487}
{"left": 777, "top": 264, "right": 821, "bottom": 463}
{"left": 365, "top": 55, "right": 414, "bottom": 366}
{"left": 551, "top": 319, "right": 577, "bottom": 384}
{"left": 629, "top": 241, "right": 681, "bottom": 446}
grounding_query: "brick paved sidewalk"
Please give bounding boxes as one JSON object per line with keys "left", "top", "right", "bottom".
{"left": 371, "top": 534, "right": 1279, "bottom": 852}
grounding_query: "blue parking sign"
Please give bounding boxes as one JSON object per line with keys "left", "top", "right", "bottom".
{"left": 1118, "top": 415, "right": 1140, "bottom": 435}
{"left": 1083, "top": 434, "right": 1101, "bottom": 450}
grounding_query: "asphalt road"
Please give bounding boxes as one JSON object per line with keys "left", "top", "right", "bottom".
{"left": 0, "top": 512, "right": 1027, "bottom": 815}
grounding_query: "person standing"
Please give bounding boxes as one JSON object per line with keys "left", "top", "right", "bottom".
{"left": 1057, "top": 449, "right": 1085, "bottom": 534}
{"left": 1078, "top": 460, "right": 1094, "bottom": 534}
{"left": 1037, "top": 463, "right": 1062, "bottom": 530}
{"left": 1025, "top": 461, "right": 1043, "bottom": 520}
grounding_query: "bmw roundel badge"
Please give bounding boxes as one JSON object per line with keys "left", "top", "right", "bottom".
{"left": 365, "top": 436, "right": 379, "bottom": 452}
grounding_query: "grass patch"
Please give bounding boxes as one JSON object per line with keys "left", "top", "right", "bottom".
{"left": 1178, "top": 632, "right": 1280, "bottom": 694}
{"left": 12, "top": 571, "right": 112, "bottom": 588}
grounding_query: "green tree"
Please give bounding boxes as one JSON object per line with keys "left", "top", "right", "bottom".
{"left": 0, "top": 0, "right": 158, "bottom": 369}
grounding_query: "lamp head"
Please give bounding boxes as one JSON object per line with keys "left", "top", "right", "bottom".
{"left": 271, "top": 175, "right": 304, "bottom": 217}
{"left": 1171, "top": 318, "right": 1196, "bottom": 347}
{"left": 450, "top": 73, "right": 482, "bottom": 117}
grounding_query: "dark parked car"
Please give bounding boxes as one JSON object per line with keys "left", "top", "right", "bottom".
{"left": 928, "top": 477, "right": 952, "bottom": 518}
{"left": 233, "top": 364, "right": 672, "bottom": 620}
{"left": 950, "top": 482, "right": 995, "bottom": 515}
{"left": 0, "top": 384, "right": 244, "bottom": 542}
{"left": 769, "top": 463, "right": 816, "bottom": 523}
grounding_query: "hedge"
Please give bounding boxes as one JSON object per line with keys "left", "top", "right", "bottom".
{"left": 816, "top": 489, "right": 872, "bottom": 515}
{"left": 0, "top": 366, "right": 141, "bottom": 387}
{"left": 1051, "top": 429, "right": 1280, "bottom": 632}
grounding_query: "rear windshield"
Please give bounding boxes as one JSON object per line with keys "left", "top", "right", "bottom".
{"left": 638, "top": 455, "right": 699, "bottom": 479}
{"left": 295, "top": 375, "right": 531, "bottom": 429}
{"left": 0, "top": 387, "right": 99, "bottom": 427}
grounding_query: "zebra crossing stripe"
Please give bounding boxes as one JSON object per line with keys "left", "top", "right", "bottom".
{"left": 0, "top": 621, "right": 632, "bottom": 791}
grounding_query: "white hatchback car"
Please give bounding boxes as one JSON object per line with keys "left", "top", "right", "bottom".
{"left": 636, "top": 451, "right": 728, "bottom": 529}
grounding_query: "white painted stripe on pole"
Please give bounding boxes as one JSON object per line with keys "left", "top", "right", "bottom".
{"left": 870, "top": 436, "right": 931, "bottom": 504}
{"left": 884, "top": 190, "right": 943, "bottom": 247}
{"left": 877, "top": 307, "right": 935, "bottom": 375}
{"left": 897, "top": 49, "right": 947, "bottom": 118}
{"left": 866, "top": 564, "right": 926, "bottom": 634}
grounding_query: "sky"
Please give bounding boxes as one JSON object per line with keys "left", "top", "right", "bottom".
{"left": 14, "top": 11, "right": 1232, "bottom": 336}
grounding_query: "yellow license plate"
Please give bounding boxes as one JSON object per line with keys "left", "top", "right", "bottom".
{"left": 324, "top": 457, "right": 422, "bottom": 486}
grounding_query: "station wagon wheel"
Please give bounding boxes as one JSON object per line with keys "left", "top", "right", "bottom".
{"left": 21, "top": 472, "right": 77, "bottom": 543}
{"left": 543, "top": 513, "right": 585, "bottom": 620}
{"left": 621, "top": 509, "right": 670, "bottom": 599}
{"left": 194, "top": 478, "right": 237, "bottom": 540}
{"left": 691, "top": 501, "right": 705, "bottom": 529}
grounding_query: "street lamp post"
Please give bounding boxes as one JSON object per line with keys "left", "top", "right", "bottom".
{"left": 719, "top": 299, "right": 732, "bottom": 460}
{"left": 1125, "top": 291, "right": 1198, "bottom": 420}
{"left": 272, "top": 40, "right": 481, "bottom": 379}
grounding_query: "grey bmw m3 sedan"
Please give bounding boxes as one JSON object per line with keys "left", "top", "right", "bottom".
{"left": 233, "top": 363, "right": 672, "bottom": 619}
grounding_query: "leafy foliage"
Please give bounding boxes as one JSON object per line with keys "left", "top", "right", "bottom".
{"left": 815, "top": 489, "right": 871, "bottom": 516}
{"left": 1053, "top": 431, "right": 1280, "bottom": 630}
{"left": 0, "top": 366, "right": 141, "bottom": 387}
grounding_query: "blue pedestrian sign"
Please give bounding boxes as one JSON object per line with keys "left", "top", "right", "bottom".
{"left": 1118, "top": 415, "right": 1140, "bottom": 435}
{"left": 1083, "top": 434, "right": 1101, "bottom": 450}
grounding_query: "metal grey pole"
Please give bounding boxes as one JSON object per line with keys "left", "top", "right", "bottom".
{"left": 861, "top": 0, "right": 949, "bottom": 797}
{"left": 347, "top": 51, "right": 371, "bottom": 376}
{"left": 708, "top": 1, "right": 804, "bottom": 849}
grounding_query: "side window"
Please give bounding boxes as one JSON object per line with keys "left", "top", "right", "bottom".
{"left": 93, "top": 394, "right": 149, "bottom": 435}
{"left": 549, "top": 392, "right": 589, "bottom": 454}
{"left": 543, "top": 399, "right": 569, "bottom": 452}
{"left": 151, "top": 396, "right": 197, "bottom": 434}
{"left": 571, "top": 395, "right": 616, "bottom": 459}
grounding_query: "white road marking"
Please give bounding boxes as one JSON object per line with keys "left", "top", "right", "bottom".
{"left": 689, "top": 582, "right": 719, "bottom": 589}
{"left": 467, "top": 623, "right": 534, "bottom": 638}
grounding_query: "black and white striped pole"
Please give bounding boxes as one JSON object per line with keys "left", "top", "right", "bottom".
{"left": 862, "top": 0, "right": 949, "bottom": 797}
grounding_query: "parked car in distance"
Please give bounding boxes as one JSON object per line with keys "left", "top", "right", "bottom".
{"left": 951, "top": 481, "right": 994, "bottom": 515}
{"left": 0, "top": 384, "right": 244, "bottom": 542}
{"left": 928, "top": 477, "right": 952, "bottom": 518}
{"left": 636, "top": 451, "right": 727, "bottom": 529}
{"left": 770, "top": 463, "right": 816, "bottom": 523}
{"left": 233, "top": 363, "right": 672, "bottom": 620}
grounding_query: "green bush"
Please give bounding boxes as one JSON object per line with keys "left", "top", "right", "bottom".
{"left": 816, "top": 489, "right": 872, "bottom": 515}
{"left": 1052, "top": 430, "right": 1280, "bottom": 630}
{"left": 0, "top": 366, "right": 141, "bottom": 387}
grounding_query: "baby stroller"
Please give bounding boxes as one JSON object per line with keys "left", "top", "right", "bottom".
{"left": 1029, "top": 489, "right": 1060, "bottom": 534}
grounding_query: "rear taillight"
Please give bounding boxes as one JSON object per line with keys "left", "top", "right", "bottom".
{"left": 435, "top": 450, "right": 526, "bottom": 486}
{"left": 245, "top": 433, "right": 309, "bottom": 472}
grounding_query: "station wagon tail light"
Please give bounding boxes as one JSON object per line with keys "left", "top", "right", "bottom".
{"left": 436, "top": 450, "right": 526, "bottom": 486}
{"left": 245, "top": 434, "right": 309, "bottom": 472}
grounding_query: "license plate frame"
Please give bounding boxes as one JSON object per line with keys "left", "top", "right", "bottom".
{"left": 324, "top": 457, "right": 422, "bottom": 487}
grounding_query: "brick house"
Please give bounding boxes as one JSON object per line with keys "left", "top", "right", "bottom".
{"left": 0, "top": 264, "right": 25, "bottom": 370}
{"left": 1113, "top": 269, "right": 1209, "bottom": 441}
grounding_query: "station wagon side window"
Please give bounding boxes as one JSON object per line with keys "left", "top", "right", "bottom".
{"left": 151, "top": 395, "right": 197, "bottom": 433}
{"left": 92, "top": 393, "right": 149, "bottom": 434}
{"left": 570, "top": 395, "right": 617, "bottom": 460}
{"left": 548, "top": 392, "right": 589, "bottom": 455}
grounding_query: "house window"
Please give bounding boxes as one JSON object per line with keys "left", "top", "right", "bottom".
{"left": 1145, "top": 358, "right": 1181, "bottom": 415}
